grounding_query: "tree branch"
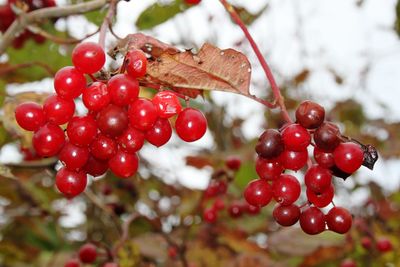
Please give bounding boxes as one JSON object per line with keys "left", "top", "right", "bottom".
{"left": 98, "top": 0, "right": 118, "bottom": 49}
{"left": 0, "top": 0, "right": 109, "bottom": 55}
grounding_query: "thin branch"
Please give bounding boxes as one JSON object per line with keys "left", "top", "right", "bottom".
{"left": 112, "top": 211, "right": 140, "bottom": 256}
{"left": 219, "top": 0, "right": 292, "bottom": 123}
{"left": 98, "top": 0, "right": 118, "bottom": 49}
{"left": 0, "top": 0, "right": 109, "bottom": 55}
{"left": 0, "top": 61, "right": 56, "bottom": 76}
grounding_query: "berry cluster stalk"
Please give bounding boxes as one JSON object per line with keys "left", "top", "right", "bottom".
{"left": 99, "top": 0, "right": 118, "bottom": 49}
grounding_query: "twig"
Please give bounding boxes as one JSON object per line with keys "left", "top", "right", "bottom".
{"left": 98, "top": 0, "right": 118, "bottom": 49}
{"left": 219, "top": 0, "right": 292, "bottom": 123}
{"left": 0, "top": 61, "right": 55, "bottom": 76}
{"left": 112, "top": 211, "right": 140, "bottom": 256}
{"left": 0, "top": 0, "right": 109, "bottom": 55}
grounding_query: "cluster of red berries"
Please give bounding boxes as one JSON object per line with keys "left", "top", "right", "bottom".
{"left": 244, "top": 100, "right": 365, "bottom": 235}
{"left": 64, "top": 243, "right": 117, "bottom": 267}
{"left": 0, "top": 0, "right": 56, "bottom": 48}
{"left": 15, "top": 41, "right": 207, "bottom": 198}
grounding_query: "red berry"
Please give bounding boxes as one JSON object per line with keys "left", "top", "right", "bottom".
{"left": 273, "top": 204, "right": 300, "bottom": 226}
{"left": 244, "top": 179, "right": 273, "bottom": 207}
{"left": 152, "top": 91, "right": 182, "bottom": 118}
{"left": 376, "top": 238, "right": 393, "bottom": 253}
{"left": 168, "top": 246, "right": 178, "bottom": 259}
{"left": 225, "top": 155, "right": 241, "bottom": 171}
{"left": 255, "top": 129, "right": 284, "bottom": 159}
{"left": 185, "top": 0, "right": 201, "bottom": 4}
{"left": 306, "top": 184, "right": 334, "bottom": 208}
{"left": 128, "top": 98, "right": 158, "bottom": 131}
{"left": 108, "top": 150, "right": 139, "bottom": 178}
{"left": 203, "top": 207, "right": 217, "bottom": 223}
{"left": 175, "top": 108, "right": 207, "bottom": 142}
{"left": 340, "top": 259, "right": 357, "bottom": 267}
{"left": 299, "top": 207, "right": 326, "bottom": 235}
{"left": 212, "top": 198, "right": 225, "bottom": 211}
{"left": 313, "top": 147, "right": 335, "bottom": 168}
{"left": 54, "top": 66, "right": 86, "bottom": 99}
{"left": 304, "top": 165, "right": 332, "bottom": 193}
{"left": 361, "top": 236, "right": 372, "bottom": 250}
{"left": 108, "top": 74, "right": 139, "bottom": 106}
{"left": 55, "top": 167, "right": 87, "bottom": 198}
{"left": 228, "top": 203, "right": 243, "bottom": 218}
{"left": 314, "top": 122, "right": 341, "bottom": 152}
{"left": 326, "top": 207, "right": 352, "bottom": 234}
{"left": 246, "top": 204, "right": 261, "bottom": 215}
{"left": 64, "top": 258, "right": 80, "bottom": 267}
{"left": 90, "top": 134, "right": 117, "bottom": 160}
{"left": 125, "top": 49, "right": 147, "bottom": 78}
{"left": 84, "top": 155, "right": 108, "bottom": 177}
{"left": 280, "top": 149, "right": 308, "bottom": 171}
{"left": 145, "top": 118, "right": 172, "bottom": 147}
{"left": 33, "top": 123, "right": 65, "bottom": 157}
{"left": 59, "top": 142, "right": 89, "bottom": 170}
{"left": 333, "top": 143, "right": 364, "bottom": 174}
{"left": 272, "top": 174, "right": 301, "bottom": 205}
{"left": 295, "top": 100, "right": 325, "bottom": 129}
{"left": 117, "top": 127, "right": 145, "bottom": 153}
{"left": 67, "top": 116, "right": 98, "bottom": 147}
{"left": 97, "top": 105, "right": 129, "bottom": 137}
{"left": 255, "top": 156, "right": 283, "bottom": 180}
{"left": 78, "top": 243, "right": 97, "bottom": 263}
{"left": 72, "top": 42, "right": 105, "bottom": 74}
{"left": 15, "top": 102, "right": 46, "bottom": 131}
{"left": 82, "top": 82, "right": 110, "bottom": 111}
{"left": 281, "top": 123, "right": 311, "bottom": 151}
{"left": 43, "top": 95, "right": 75, "bottom": 125}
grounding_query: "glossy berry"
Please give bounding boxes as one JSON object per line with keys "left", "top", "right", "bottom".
{"left": 67, "top": 116, "right": 97, "bottom": 147}
{"left": 125, "top": 49, "right": 147, "bottom": 78}
{"left": 15, "top": 102, "right": 46, "bottom": 131}
{"left": 117, "top": 127, "right": 145, "bottom": 153}
{"left": 55, "top": 167, "right": 87, "bottom": 198}
{"left": 376, "top": 238, "right": 393, "bottom": 253}
{"left": 64, "top": 258, "right": 80, "bottom": 267}
{"left": 152, "top": 91, "right": 182, "bottom": 118}
{"left": 273, "top": 204, "right": 300, "bottom": 226}
{"left": 72, "top": 42, "right": 105, "bottom": 74}
{"left": 82, "top": 82, "right": 110, "bottom": 111}
{"left": 84, "top": 156, "right": 108, "bottom": 177}
{"left": 228, "top": 203, "right": 243, "bottom": 218}
{"left": 304, "top": 165, "right": 332, "bottom": 193}
{"left": 280, "top": 149, "right": 308, "bottom": 171}
{"left": 340, "top": 259, "right": 357, "bottom": 267}
{"left": 255, "top": 129, "right": 284, "bottom": 159}
{"left": 145, "top": 118, "right": 172, "bottom": 147}
{"left": 108, "top": 74, "right": 139, "bottom": 106}
{"left": 109, "top": 151, "right": 139, "bottom": 178}
{"left": 54, "top": 66, "right": 86, "bottom": 99}
{"left": 295, "top": 100, "right": 325, "bottom": 129}
{"left": 33, "top": 123, "right": 65, "bottom": 157}
{"left": 225, "top": 155, "right": 241, "bottom": 171}
{"left": 97, "top": 105, "right": 129, "bottom": 137}
{"left": 281, "top": 124, "right": 311, "bottom": 151}
{"left": 314, "top": 122, "right": 341, "bottom": 152}
{"left": 255, "top": 156, "right": 283, "bottom": 180}
{"left": 299, "top": 207, "right": 326, "bottom": 235}
{"left": 78, "top": 243, "right": 97, "bottom": 263}
{"left": 313, "top": 147, "right": 335, "bottom": 168}
{"left": 185, "top": 0, "right": 201, "bottom": 4}
{"left": 272, "top": 174, "right": 301, "bottom": 205}
{"left": 244, "top": 179, "right": 273, "bottom": 207}
{"left": 333, "top": 143, "right": 364, "bottom": 174}
{"left": 203, "top": 208, "right": 217, "bottom": 223}
{"left": 128, "top": 98, "right": 158, "bottom": 131}
{"left": 90, "top": 135, "right": 117, "bottom": 160}
{"left": 212, "top": 198, "right": 225, "bottom": 211}
{"left": 361, "top": 236, "right": 372, "bottom": 250}
{"left": 43, "top": 95, "right": 75, "bottom": 125}
{"left": 325, "top": 207, "right": 352, "bottom": 234}
{"left": 306, "top": 184, "right": 334, "bottom": 208}
{"left": 59, "top": 142, "right": 89, "bottom": 170}
{"left": 175, "top": 108, "right": 207, "bottom": 142}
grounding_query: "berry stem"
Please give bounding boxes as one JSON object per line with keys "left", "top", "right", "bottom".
{"left": 98, "top": 0, "right": 118, "bottom": 49}
{"left": 219, "top": 0, "right": 292, "bottom": 123}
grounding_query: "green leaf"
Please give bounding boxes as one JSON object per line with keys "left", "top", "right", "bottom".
{"left": 234, "top": 160, "right": 257, "bottom": 190}
{"left": 233, "top": 4, "right": 269, "bottom": 25}
{"left": 85, "top": 9, "right": 106, "bottom": 26}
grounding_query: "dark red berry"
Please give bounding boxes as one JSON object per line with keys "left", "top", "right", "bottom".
{"left": 67, "top": 116, "right": 97, "bottom": 147}
{"left": 212, "top": 198, "right": 225, "bottom": 211}
{"left": 280, "top": 149, "right": 308, "bottom": 171}
{"left": 97, "top": 105, "right": 129, "bottom": 137}
{"left": 33, "top": 123, "right": 65, "bottom": 157}
{"left": 152, "top": 91, "right": 182, "bottom": 118}
{"left": 306, "top": 184, "right": 334, "bottom": 208}
{"left": 125, "top": 50, "right": 147, "bottom": 78}
{"left": 225, "top": 155, "right": 241, "bottom": 171}
{"left": 272, "top": 174, "right": 301, "bottom": 205}
{"left": 314, "top": 122, "right": 341, "bottom": 152}
{"left": 361, "top": 236, "right": 372, "bottom": 250}
{"left": 82, "top": 82, "right": 110, "bottom": 111}
{"left": 313, "top": 147, "right": 335, "bottom": 168}
{"left": 108, "top": 74, "right": 139, "bottom": 106}
{"left": 43, "top": 95, "right": 75, "bottom": 125}
{"left": 54, "top": 66, "right": 86, "bottom": 100}
{"left": 245, "top": 203, "right": 261, "bottom": 215}
{"left": 273, "top": 204, "right": 300, "bottom": 226}
{"left": 333, "top": 143, "right": 363, "bottom": 174}
{"left": 340, "top": 259, "right": 357, "bottom": 267}
{"left": 108, "top": 150, "right": 139, "bottom": 178}
{"left": 255, "top": 129, "right": 284, "bottom": 159}
{"left": 203, "top": 208, "right": 217, "bottom": 223}
{"left": 128, "top": 98, "right": 158, "bottom": 131}
{"left": 299, "top": 207, "right": 326, "bottom": 235}
{"left": 325, "top": 206, "right": 352, "bottom": 234}
{"left": 117, "top": 127, "right": 145, "bottom": 153}
{"left": 255, "top": 156, "right": 283, "bottom": 180}
{"left": 84, "top": 156, "right": 108, "bottom": 177}
{"left": 185, "top": 0, "right": 201, "bottom": 4}
{"left": 78, "top": 243, "right": 97, "bottom": 263}
{"left": 304, "top": 165, "right": 332, "bottom": 193}
{"left": 175, "top": 108, "right": 207, "bottom": 142}
{"left": 295, "top": 100, "right": 325, "bottom": 129}
{"left": 244, "top": 179, "right": 273, "bottom": 207}
{"left": 59, "top": 142, "right": 89, "bottom": 170}
{"left": 64, "top": 258, "right": 80, "bottom": 267}
{"left": 55, "top": 167, "right": 87, "bottom": 198}
{"left": 168, "top": 246, "right": 178, "bottom": 259}
{"left": 145, "top": 118, "right": 172, "bottom": 147}
{"left": 90, "top": 134, "right": 117, "bottom": 160}
{"left": 228, "top": 203, "right": 243, "bottom": 218}
{"left": 281, "top": 123, "right": 311, "bottom": 151}
{"left": 376, "top": 238, "right": 393, "bottom": 253}
{"left": 72, "top": 42, "right": 105, "bottom": 74}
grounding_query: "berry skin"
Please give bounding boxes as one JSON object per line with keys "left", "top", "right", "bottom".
{"left": 67, "top": 116, "right": 98, "bottom": 147}
{"left": 175, "top": 108, "right": 207, "bottom": 142}
{"left": 125, "top": 49, "right": 147, "bottom": 78}
{"left": 306, "top": 184, "right": 334, "bottom": 208}
{"left": 376, "top": 238, "right": 393, "bottom": 253}
{"left": 117, "top": 127, "right": 145, "bottom": 153}
{"left": 145, "top": 118, "right": 172, "bottom": 147}
{"left": 299, "top": 207, "right": 326, "bottom": 235}
{"left": 90, "top": 134, "right": 117, "bottom": 160}
{"left": 54, "top": 66, "right": 86, "bottom": 100}
{"left": 313, "top": 122, "right": 341, "bottom": 152}
{"left": 304, "top": 165, "right": 332, "bottom": 193}
{"left": 43, "top": 95, "right": 75, "bottom": 125}
{"left": 255, "top": 129, "right": 284, "bottom": 159}
{"left": 97, "top": 105, "right": 129, "bottom": 137}
{"left": 64, "top": 258, "right": 80, "bottom": 267}
{"left": 333, "top": 143, "right": 364, "bottom": 174}
{"left": 225, "top": 155, "right": 241, "bottom": 171}
{"left": 244, "top": 179, "right": 273, "bottom": 207}
{"left": 295, "top": 100, "right": 325, "bottom": 129}
{"left": 272, "top": 174, "right": 301, "bottom": 205}
{"left": 84, "top": 156, "right": 108, "bottom": 177}
{"left": 55, "top": 167, "right": 87, "bottom": 198}
{"left": 108, "top": 74, "right": 139, "bottom": 106}
{"left": 152, "top": 91, "right": 182, "bottom": 118}
{"left": 325, "top": 207, "right": 352, "bottom": 234}
{"left": 33, "top": 123, "right": 65, "bottom": 157}
{"left": 203, "top": 208, "right": 217, "bottom": 223}
{"left": 128, "top": 98, "right": 158, "bottom": 131}
{"left": 340, "top": 259, "right": 357, "bottom": 267}
{"left": 109, "top": 151, "right": 139, "bottom": 178}
{"left": 15, "top": 102, "right": 46, "bottom": 131}
{"left": 255, "top": 156, "right": 283, "bottom": 180}
{"left": 82, "top": 82, "right": 110, "bottom": 111}
{"left": 273, "top": 204, "right": 300, "bottom": 226}
{"left": 281, "top": 123, "right": 311, "bottom": 151}
{"left": 59, "top": 142, "right": 89, "bottom": 170}
{"left": 313, "top": 147, "right": 335, "bottom": 168}
{"left": 280, "top": 149, "right": 308, "bottom": 171}
{"left": 72, "top": 42, "right": 105, "bottom": 74}
{"left": 78, "top": 243, "right": 97, "bottom": 263}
